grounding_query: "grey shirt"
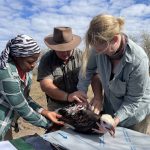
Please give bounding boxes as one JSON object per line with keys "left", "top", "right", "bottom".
{"left": 37, "top": 49, "right": 82, "bottom": 110}
{"left": 78, "top": 39, "right": 150, "bottom": 127}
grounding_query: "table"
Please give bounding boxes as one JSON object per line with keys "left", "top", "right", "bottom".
{"left": 42, "top": 127, "right": 150, "bottom": 150}
{"left": 0, "top": 127, "right": 150, "bottom": 150}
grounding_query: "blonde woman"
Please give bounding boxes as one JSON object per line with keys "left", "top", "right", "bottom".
{"left": 77, "top": 14, "right": 150, "bottom": 134}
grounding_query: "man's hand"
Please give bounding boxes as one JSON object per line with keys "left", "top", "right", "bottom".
{"left": 41, "top": 110, "right": 64, "bottom": 125}
{"left": 67, "top": 91, "right": 88, "bottom": 104}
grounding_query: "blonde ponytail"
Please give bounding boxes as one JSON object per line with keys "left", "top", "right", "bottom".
{"left": 117, "top": 17, "right": 125, "bottom": 31}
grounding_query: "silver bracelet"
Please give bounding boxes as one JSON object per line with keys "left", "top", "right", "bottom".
{"left": 64, "top": 93, "right": 69, "bottom": 101}
{"left": 38, "top": 108, "right": 44, "bottom": 114}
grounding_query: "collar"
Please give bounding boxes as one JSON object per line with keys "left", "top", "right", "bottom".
{"left": 122, "top": 39, "right": 134, "bottom": 64}
{"left": 15, "top": 63, "right": 26, "bottom": 81}
{"left": 108, "top": 34, "right": 128, "bottom": 60}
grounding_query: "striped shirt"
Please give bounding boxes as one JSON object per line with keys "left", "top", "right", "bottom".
{"left": 0, "top": 58, "right": 51, "bottom": 140}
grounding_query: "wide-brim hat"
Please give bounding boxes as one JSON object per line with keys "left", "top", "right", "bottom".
{"left": 44, "top": 27, "right": 81, "bottom": 51}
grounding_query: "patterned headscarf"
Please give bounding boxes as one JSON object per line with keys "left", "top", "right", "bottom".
{"left": 0, "top": 34, "right": 41, "bottom": 69}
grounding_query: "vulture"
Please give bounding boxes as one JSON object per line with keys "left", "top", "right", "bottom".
{"left": 58, "top": 103, "right": 115, "bottom": 136}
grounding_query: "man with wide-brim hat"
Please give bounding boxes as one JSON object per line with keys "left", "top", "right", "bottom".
{"left": 37, "top": 27, "right": 88, "bottom": 111}
{"left": 44, "top": 27, "right": 81, "bottom": 51}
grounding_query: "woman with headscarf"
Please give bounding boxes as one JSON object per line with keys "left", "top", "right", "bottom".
{"left": 0, "top": 34, "right": 64, "bottom": 141}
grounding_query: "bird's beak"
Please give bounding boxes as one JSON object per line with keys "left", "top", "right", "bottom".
{"left": 105, "top": 125, "right": 115, "bottom": 137}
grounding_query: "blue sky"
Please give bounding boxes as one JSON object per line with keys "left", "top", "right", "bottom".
{"left": 0, "top": 0, "right": 150, "bottom": 52}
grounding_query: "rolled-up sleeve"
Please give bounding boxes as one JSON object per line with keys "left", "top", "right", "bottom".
{"left": 37, "top": 53, "right": 53, "bottom": 81}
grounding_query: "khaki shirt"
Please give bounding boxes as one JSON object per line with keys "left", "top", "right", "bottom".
{"left": 37, "top": 49, "right": 82, "bottom": 110}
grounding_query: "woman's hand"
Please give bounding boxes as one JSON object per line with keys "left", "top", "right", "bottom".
{"left": 114, "top": 116, "right": 120, "bottom": 127}
{"left": 67, "top": 91, "right": 88, "bottom": 104}
{"left": 89, "top": 96, "right": 102, "bottom": 115}
{"left": 41, "top": 110, "right": 64, "bottom": 125}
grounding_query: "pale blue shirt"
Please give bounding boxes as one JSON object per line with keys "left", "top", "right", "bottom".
{"left": 78, "top": 39, "right": 150, "bottom": 127}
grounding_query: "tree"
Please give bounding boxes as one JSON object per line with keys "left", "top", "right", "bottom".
{"left": 128, "top": 34, "right": 138, "bottom": 43}
{"left": 140, "top": 32, "right": 150, "bottom": 60}
{"left": 129, "top": 32, "right": 150, "bottom": 61}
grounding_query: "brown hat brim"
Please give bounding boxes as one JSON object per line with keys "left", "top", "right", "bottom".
{"left": 44, "top": 34, "right": 81, "bottom": 51}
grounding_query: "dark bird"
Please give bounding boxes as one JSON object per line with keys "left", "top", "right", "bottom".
{"left": 58, "top": 103, "right": 115, "bottom": 136}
